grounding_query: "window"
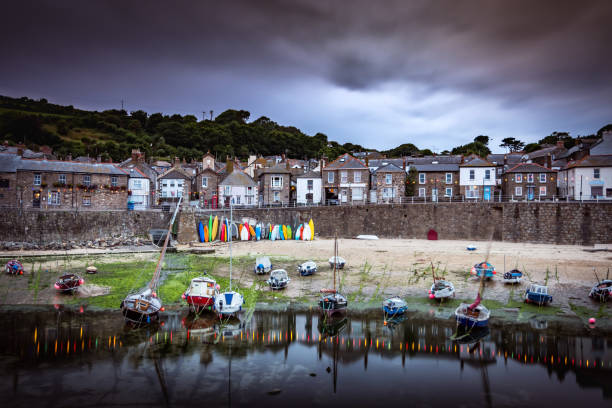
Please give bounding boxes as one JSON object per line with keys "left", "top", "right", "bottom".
{"left": 445, "top": 187, "right": 452, "bottom": 197}
{"left": 591, "top": 186, "right": 603, "bottom": 198}
{"left": 34, "top": 174, "right": 41, "bottom": 186}
{"left": 82, "top": 196, "right": 91, "bottom": 206}
{"left": 527, "top": 173, "right": 534, "bottom": 183}
{"left": 594, "top": 168, "right": 600, "bottom": 179}
{"left": 246, "top": 195, "right": 252, "bottom": 204}
{"left": 445, "top": 173, "right": 452, "bottom": 184}
{"left": 606, "top": 188, "right": 612, "bottom": 197}
{"left": 133, "top": 179, "right": 142, "bottom": 189}
{"left": 385, "top": 174, "right": 392, "bottom": 184}
{"left": 354, "top": 172, "right": 361, "bottom": 183}
{"left": 469, "top": 170, "right": 475, "bottom": 181}
{"left": 352, "top": 187, "right": 363, "bottom": 200}
{"left": 170, "top": 182, "right": 175, "bottom": 187}
{"left": 539, "top": 174, "right": 546, "bottom": 183}
{"left": 327, "top": 172, "right": 334, "bottom": 183}
{"left": 236, "top": 196, "right": 240, "bottom": 204}
{"left": 224, "top": 186, "right": 231, "bottom": 195}
{"left": 516, "top": 174, "right": 522, "bottom": 183}
{"left": 111, "top": 176, "right": 118, "bottom": 187}
{"left": 178, "top": 182, "right": 183, "bottom": 188}
{"left": 273, "top": 191, "right": 280, "bottom": 202}
{"left": 515, "top": 187, "right": 522, "bottom": 196}
{"left": 484, "top": 170, "right": 491, "bottom": 180}
{"left": 307, "top": 180, "right": 313, "bottom": 190}
{"left": 497, "top": 167, "right": 503, "bottom": 175}
{"left": 162, "top": 191, "right": 167, "bottom": 197}
{"left": 59, "top": 174, "right": 66, "bottom": 184}
{"left": 340, "top": 171, "right": 348, "bottom": 183}
{"left": 202, "top": 177, "right": 208, "bottom": 188}
{"left": 419, "top": 173, "right": 426, "bottom": 184}
{"left": 0, "top": 179, "right": 8, "bottom": 188}
{"left": 466, "top": 186, "right": 478, "bottom": 198}
{"left": 162, "top": 182, "right": 168, "bottom": 187}
{"left": 83, "top": 175, "right": 91, "bottom": 186}
{"left": 418, "top": 188, "right": 426, "bottom": 197}
{"left": 539, "top": 186, "right": 547, "bottom": 196}
{"left": 50, "top": 191, "right": 60, "bottom": 205}
{"left": 247, "top": 186, "right": 253, "bottom": 195}
{"left": 271, "top": 176, "right": 283, "bottom": 188}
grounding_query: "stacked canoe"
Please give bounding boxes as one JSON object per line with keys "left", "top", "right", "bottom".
{"left": 197, "top": 216, "right": 315, "bottom": 242}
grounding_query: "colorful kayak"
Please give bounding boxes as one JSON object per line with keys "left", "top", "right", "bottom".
{"left": 212, "top": 215, "right": 219, "bottom": 241}
{"left": 208, "top": 215, "right": 213, "bottom": 242}
{"left": 204, "top": 225, "right": 209, "bottom": 242}
{"left": 309, "top": 219, "right": 314, "bottom": 240}
{"left": 249, "top": 224, "right": 255, "bottom": 239}
{"left": 198, "top": 221, "right": 205, "bottom": 243}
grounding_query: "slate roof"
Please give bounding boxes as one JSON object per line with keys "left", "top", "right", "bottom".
{"left": 219, "top": 170, "right": 257, "bottom": 187}
{"left": 487, "top": 153, "right": 523, "bottom": 165}
{"left": 158, "top": 167, "right": 194, "bottom": 180}
{"left": 374, "top": 163, "right": 405, "bottom": 173}
{"left": 505, "top": 163, "right": 556, "bottom": 173}
{"left": 324, "top": 153, "right": 367, "bottom": 170}
{"left": 412, "top": 163, "right": 460, "bottom": 172}
{"left": 566, "top": 155, "right": 612, "bottom": 168}
{"left": 368, "top": 158, "right": 404, "bottom": 169}
{"left": 256, "top": 164, "right": 292, "bottom": 177}
{"left": 296, "top": 170, "right": 322, "bottom": 179}
{"left": 405, "top": 155, "right": 462, "bottom": 165}
{"left": 523, "top": 145, "right": 566, "bottom": 160}
{"left": 460, "top": 156, "right": 494, "bottom": 167}
{"left": 15, "top": 157, "right": 127, "bottom": 175}
{"left": 0, "top": 154, "right": 22, "bottom": 173}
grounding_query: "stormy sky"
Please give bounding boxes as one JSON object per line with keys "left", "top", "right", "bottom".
{"left": 1, "top": 0, "right": 611, "bottom": 152}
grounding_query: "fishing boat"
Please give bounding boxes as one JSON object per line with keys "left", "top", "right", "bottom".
{"left": 382, "top": 296, "right": 407, "bottom": 316}
{"left": 182, "top": 275, "right": 219, "bottom": 312}
{"left": 319, "top": 235, "right": 348, "bottom": 317}
{"left": 328, "top": 256, "right": 346, "bottom": 270}
{"left": 524, "top": 284, "right": 552, "bottom": 305}
{"left": 5, "top": 260, "right": 24, "bottom": 275}
{"left": 456, "top": 260, "right": 490, "bottom": 328}
{"left": 589, "top": 279, "right": 612, "bottom": 302}
{"left": 429, "top": 279, "right": 455, "bottom": 299}
{"left": 502, "top": 269, "right": 522, "bottom": 284}
{"left": 470, "top": 261, "right": 496, "bottom": 279}
{"left": 254, "top": 256, "right": 272, "bottom": 274}
{"left": 297, "top": 260, "right": 317, "bottom": 276}
{"left": 214, "top": 202, "right": 244, "bottom": 317}
{"left": 267, "top": 269, "right": 290, "bottom": 290}
{"left": 54, "top": 274, "right": 84, "bottom": 293}
{"left": 121, "top": 196, "right": 182, "bottom": 324}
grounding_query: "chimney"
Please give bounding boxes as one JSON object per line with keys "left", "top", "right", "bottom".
{"left": 503, "top": 154, "right": 507, "bottom": 166}
{"left": 546, "top": 153, "right": 552, "bottom": 169}
{"left": 556, "top": 141, "right": 564, "bottom": 148}
{"left": 226, "top": 160, "right": 233, "bottom": 174}
{"left": 97, "top": 155, "right": 101, "bottom": 163}
{"left": 402, "top": 157, "right": 406, "bottom": 171}
{"left": 286, "top": 160, "right": 290, "bottom": 170}
{"left": 173, "top": 157, "right": 180, "bottom": 166}
{"left": 67, "top": 154, "right": 72, "bottom": 161}
{"left": 365, "top": 157, "right": 369, "bottom": 167}
{"left": 131, "top": 149, "right": 143, "bottom": 163}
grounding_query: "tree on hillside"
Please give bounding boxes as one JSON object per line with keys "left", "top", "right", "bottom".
{"left": 382, "top": 143, "right": 419, "bottom": 157}
{"left": 597, "top": 124, "right": 612, "bottom": 137}
{"left": 500, "top": 137, "right": 525, "bottom": 152}
{"left": 215, "top": 109, "right": 250, "bottom": 125}
{"left": 474, "top": 135, "right": 490, "bottom": 146}
{"left": 524, "top": 143, "right": 541, "bottom": 153}
{"left": 419, "top": 149, "right": 434, "bottom": 156}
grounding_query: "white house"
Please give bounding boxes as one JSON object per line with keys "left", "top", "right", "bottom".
{"left": 459, "top": 156, "right": 497, "bottom": 200}
{"left": 157, "top": 166, "right": 193, "bottom": 205}
{"left": 296, "top": 170, "right": 322, "bottom": 204}
{"left": 218, "top": 169, "right": 258, "bottom": 207}
{"left": 126, "top": 167, "right": 150, "bottom": 210}
{"left": 558, "top": 155, "right": 612, "bottom": 200}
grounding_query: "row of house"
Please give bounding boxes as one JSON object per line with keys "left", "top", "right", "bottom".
{"left": 1, "top": 131, "right": 611, "bottom": 210}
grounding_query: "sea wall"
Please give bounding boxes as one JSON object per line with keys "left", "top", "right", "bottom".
{"left": 179, "top": 203, "right": 612, "bottom": 245}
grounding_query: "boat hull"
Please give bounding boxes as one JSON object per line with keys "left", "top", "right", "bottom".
{"left": 185, "top": 295, "right": 214, "bottom": 311}
{"left": 455, "top": 315, "right": 489, "bottom": 328}
{"left": 383, "top": 305, "right": 407, "bottom": 315}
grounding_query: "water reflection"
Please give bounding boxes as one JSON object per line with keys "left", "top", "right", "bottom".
{"left": 0, "top": 308, "right": 610, "bottom": 407}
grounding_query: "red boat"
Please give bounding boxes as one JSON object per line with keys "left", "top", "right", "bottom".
{"left": 5, "top": 260, "right": 24, "bottom": 275}
{"left": 182, "top": 276, "right": 218, "bottom": 312}
{"left": 54, "top": 274, "right": 84, "bottom": 293}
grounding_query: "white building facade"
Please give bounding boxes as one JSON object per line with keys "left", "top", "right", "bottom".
{"left": 296, "top": 171, "right": 322, "bottom": 204}
{"left": 459, "top": 158, "right": 497, "bottom": 200}
{"left": 558, "top": 156, "right": 612, "bottom": 200}
{"left": 128, "top": 175, "right": 150, "bottom": 210}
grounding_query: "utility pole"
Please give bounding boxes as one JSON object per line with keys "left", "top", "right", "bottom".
{"left": 121, "top": 99, "right": 124, "bottom": 111}
{"left": 203, "top": 112, "right": 206, "bottom": 121}
{"left": 210, "top": 110, "right": 213, "bottom": 121}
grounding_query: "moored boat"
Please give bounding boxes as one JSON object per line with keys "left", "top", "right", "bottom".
{"left": 319, "top": 290, "right": 348, "bottom": 317}
{"left": 589, "top": 279, "right": 612, "bottom": 302}
{"left": 54, "top": 274, "right": 84, "bottom": 293}
{"left": 254, "top": 256, "right": 272, "bottom": 274}
{"left": 524, "top": 284, "right": 552, "bottom": 305}
{"left": 267, "top": 269, "right": 290, "bottom": 290}
{"left": 382, "top": 296, "right": 407, "bottom": 316}
{"left": 5, "top": 260, "right": 24, "bottom": 275}
{"left": 182, "top": 276, "right": 218, "bottom": 312}
{"left": 429, "top": 280, "right": 455, "bottom": 299}
{"left": 470, "top": 261, "right": 496, "bottom": 279}
{"left": 328, "top": 256, "right": 346, "bottom": 270}
{"left": 503, "top": 269, "right": 522, "bottom": 284}
{"left": 455, "top": 298, "right": 490, "bottom": 328}
{"left": 298, "top": 260, "right": 317, "bottom": 276}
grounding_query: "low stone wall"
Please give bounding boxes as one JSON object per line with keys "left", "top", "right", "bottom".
{"left": 179, "top": 202, "right": 612, "bottom": 245}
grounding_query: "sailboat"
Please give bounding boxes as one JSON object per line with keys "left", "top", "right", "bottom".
{"left": 121, "top": 196, "right": 182, "bottom": 324}
{"left": 319, "top": 235, "right": 347, "bottom": 317}
{"left": 455, "top": 260, "right": 490, "bottom": 328}
{"left": 214, "top": 201, "right": 244, "bottom": 317}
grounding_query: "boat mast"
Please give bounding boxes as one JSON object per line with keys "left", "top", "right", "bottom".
{"left": 229, "top": 201, "right": 233, "bottom": 291}
{"left": 334, "top": 234, "right": 337, "bottom": 292}
{"left": 149, "top": 195, "right": 182, "bottom": 290}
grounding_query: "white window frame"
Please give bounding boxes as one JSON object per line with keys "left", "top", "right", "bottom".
{"left": 354, "top": 171, "right": 361, "bottom": 183}
{"left": 445, "top": 187, "right": 452, "bottom": 197}
{"left": 83, "top": 175, "right": 91, "bottom": 186}
{"left": 539, "top": 186, "right": 546, "bottom": 196}
{"left": 271, "top": 176, "right": 283, "bottom": 188}
{"left": 419, "top": 173, "right": 426, "bottom": 184}
{"left": 418, "top": 188, "right": 426, "bottom": 197}
{"left": 469, "top": 170, "right": 475, "bottom": 181}
{"left": 516, "top": 174, "right": 522, "bottom": 183}
{"left": 527, "top": 173, "right": 534, "bottom": 183}
{"left": 327, "top": 172, "right": 334, "bottom": 183}
{"left": 59, "top": 174, "right": 66, "bottom": 184}
{"left": 50, "top": 191, "right": 60, "bottom": 205}
{"left": 34, "top": 174, "right": 41, "bottom": 186}
{"left": 515, "top": 187, "right": 522, "bottom": 196}
{"left": 484, "top": 169, "right": 491, "bottom": 180}
{"left": 445, "top": 173, "right": 452, "bottom": 184}
{"left": 82, "top": 196, "right": 91, "bottom": 206}
{"left": 466, "top": 186, "right": 478, "bottom": 198}
{"left": 273, "top": 191, "right": 280, "bottom": 202}
{"left": 307, "top": 179, "right": 313, "bottom": 190}
{"left": 133, "top": 179, "right": 143, "bottom": 189}
{"left": 539, "top": 174, "right": 546, "bottom": 183}
{"left": 111, "top": 176, "right": 118, "bottom": 187}
{"left": 202, "top": 177, "right": 208, "bottom": 188}
{"left": 340, "top": 171, "right": 348, "bottom": 183}
{"left": 385, "top": 174, "right": 392, "bottom": 185}
{"left": 224, "top": 186, "right": 231, "bottom": 195}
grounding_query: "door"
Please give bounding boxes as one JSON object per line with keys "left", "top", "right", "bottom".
{"left": 526, "top": 186, "right": 534, "bottom": 201}
{"left": 340, "top": 190, "right": 348, "bottom": 203}
{"left": 32, "top": 190, "right": 41, "bottom": 208}
{"left": 483, "top": 186, "right": 491, "bottom": 201}
{"left": 432, "top": 188, "right": 438, "bottom": 202}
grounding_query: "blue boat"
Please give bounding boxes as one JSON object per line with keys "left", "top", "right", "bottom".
{"left": 470, "top": 261, "right": 496, "bottom": 279}
{"left": 525, "top": 284, "right": 552, "bottom": 305}
{"left": 455, "top": 301, "right": 490, "bottom": 328}
{"left": 382, "top": 297, "right": 407, "bottom": 316}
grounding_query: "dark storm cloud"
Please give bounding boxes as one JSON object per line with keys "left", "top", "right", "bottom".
{"left": 1, "top": 0, "right": 611, "bottom": 149}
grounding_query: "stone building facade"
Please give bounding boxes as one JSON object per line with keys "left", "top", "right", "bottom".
{"left": 373, "top": 163, "right": 406, "bottom": 203}
{"left": 194, "top": 167, "right": 220, "bottom": 208}
{"left": 412, "top": 164, "right": 460, "bottom": 200}
{"left": 322, "top": 153, "right": 370, "bottom": 204}
{"left": 502, "top": 163, "right": 557, "bottom": 200}
{"left": 256, "top": 165, "right": 292, "bottom": 205}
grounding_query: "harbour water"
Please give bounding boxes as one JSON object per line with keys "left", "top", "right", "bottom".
{"left": 0, "top": 307, "right": 610, "bottom": 407}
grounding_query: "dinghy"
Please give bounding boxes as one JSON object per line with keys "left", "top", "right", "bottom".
{"left": 456, "top": 259, "right": 490, "bottom": 328}
{"left": 503, "top": 269, "right": 523, "bottom": 284}
{"left": 182, "top": 276, "right": 218, "bottom": 312}
{"left": 254, "top": 256, "right": 272, "bottom": 274}
{"left": 382, "top": 296, "right": 407, "bottom": 316}
{"left": 54, "top": 274, "right": 84, "bottom": 293}
{"left": 319, "top": 236, "right": 347, "bottom": 317}
{"left": 524, "top": 284, "right": 552, "bottom": 305}
{"left": 298, "top": 261, "right": 317, "bottom": 276}
{"left": 267, "top": 269, "right": 290, "bottom": 290}
{"left": 589, "top": 279, "right": 612, "bottom": 302}
{"left": 5, "top": 260, "right": 24, "bottom": 275}
{"left": 429, "top": 280, "right": 455, "bottom": 299}
{"left": 328, "top": 256, "right": 346, "bottom": 270}
{"left": 470, "top": 261, "right": 496, "bottom": 279}
{"left": 214, "top": 202, "right": 244, "bottom": 317}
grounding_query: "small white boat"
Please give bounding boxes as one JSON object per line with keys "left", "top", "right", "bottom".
{"left": 503, "top": 269, "right": 523, "bottom": 284}
{"left": 429, "top": 280, "right": 455, "bottom": 299}
{"left": 328, "top": 256, "right": 346, "bottom": 269}
{"left": 182, "top": 276, "right": 218, "bottom": 312}
{"left": 214, "top": 291, "right": 244, "bottom": 316}
{"left": 589, "top": 279, "right": 612, "bottom": 302}
{"left": 356, "top": 235, "right": 379, "bottom": 240}
{"left": 254, "top": 256, "right": 272, "bottom": 274}
{"left": 298, "top": 261, "right": 317, "bottom": 276}
{"left": 267, "top": 269, "right": 290, "bottom": 290}
{"left": 466, "top": 245, "right": 477, "bottom": 251}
